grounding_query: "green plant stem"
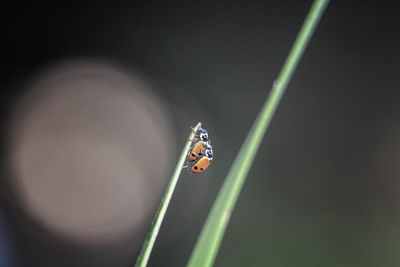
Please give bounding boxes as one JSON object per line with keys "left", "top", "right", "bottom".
{"left": 187, "top": 1, "right": 329, "bottom": 267}
{"left": 135, "top": 122, "right": 202, "bottom": 267}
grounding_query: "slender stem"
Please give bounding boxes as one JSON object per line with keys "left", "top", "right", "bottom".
{"left": 187, "top": 1, "right": 329, "bottom": 266}
{"left": 135, "top": 122, "right": 202, "bottom": 267}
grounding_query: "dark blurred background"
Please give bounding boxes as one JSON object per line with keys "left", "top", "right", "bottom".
{"left": 1, "top": 1, "right": 400, "bottom": 266}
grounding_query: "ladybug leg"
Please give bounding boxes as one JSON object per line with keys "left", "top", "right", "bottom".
{"left": 190, "top": 126, "right": 202, "bottom": 142}
{"left": 191, "top": 137, "right": 201, "bottom": 146}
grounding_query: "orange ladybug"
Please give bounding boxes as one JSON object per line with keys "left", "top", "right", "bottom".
{"left": 188, "top": 141, "right": 208, "bottom": 162}
{"left": 190, "top": 156, "right": 212, "bottom": 173}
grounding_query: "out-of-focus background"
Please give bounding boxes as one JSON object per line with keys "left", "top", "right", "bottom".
{"left": 1, "top": 1, "right": 400, "bottom": 266}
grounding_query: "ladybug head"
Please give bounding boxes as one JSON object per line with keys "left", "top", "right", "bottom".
{"left": 199, "top": 130, "right": 208, "bottom": 142}
{"left": 206, "top": 146, "right": 213, "bottom": 158}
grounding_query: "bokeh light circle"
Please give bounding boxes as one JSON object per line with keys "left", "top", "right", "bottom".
{"left": 7, "top": 60, "right": 175, "bottom": 245}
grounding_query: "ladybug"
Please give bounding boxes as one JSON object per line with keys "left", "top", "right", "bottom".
{"left": 190, "top": 156, "right": 212, "bottom": 173}
{"left": 188, "top": 140, "right": 208, "bottom": 162}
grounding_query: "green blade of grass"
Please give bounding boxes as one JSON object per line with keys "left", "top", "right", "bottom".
{"left": 187, "top": 1, "right": 329, "bottom": 266}
{"left": 135, "top": 122, "right": 202, "bottom": 267}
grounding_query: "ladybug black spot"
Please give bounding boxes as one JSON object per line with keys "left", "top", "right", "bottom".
{"left": 200, "top": 168, "right": 204, "bottom": 171}
{"left": 194, "top": 166, "right": 198, "bottom": 170}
